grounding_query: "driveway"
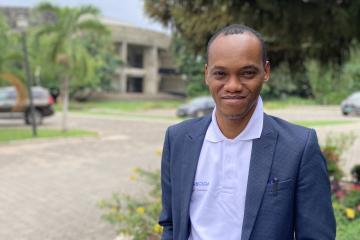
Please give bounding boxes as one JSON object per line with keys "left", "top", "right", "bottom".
{"left": 0, "top": 105, "right": 359, "bottom": 239}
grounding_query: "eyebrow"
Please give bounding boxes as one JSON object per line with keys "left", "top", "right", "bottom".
{"left": 211, "top": 65, "right": 259, "bottom": 71}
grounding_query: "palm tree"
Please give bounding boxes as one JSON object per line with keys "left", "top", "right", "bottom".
{"left": 35, "top": 2, "right": 108, "bottom": 131}
{"left": 0, "top": 14, "right": 23, "bottom": 78}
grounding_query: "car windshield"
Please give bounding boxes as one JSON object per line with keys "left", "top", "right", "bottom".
{"left": 0, "top": 89, "right": 16, "bottom": 100}
{"left": 348, "top": 92, "right": 360, "bottom": 101}
{"left": 0, "top": 91, "right": 6, "bottom": 100}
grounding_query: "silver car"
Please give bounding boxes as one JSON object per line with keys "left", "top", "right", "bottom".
{"left": 176, "top": 96, "right": 215, "bottom": 118}
{"left": 341, "top": 92, "right": 360, "bottom": 115}
{"left": 0, "top": 86, "right": 55, "bottom": 124}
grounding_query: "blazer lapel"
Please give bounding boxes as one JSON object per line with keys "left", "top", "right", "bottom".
{"left": 180, "top": 115, "right": 211, "bottom": 239}
{"left": 241, "top": 114, "right": 278, "bottom": 240}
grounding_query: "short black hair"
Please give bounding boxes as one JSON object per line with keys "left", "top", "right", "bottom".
{"left": 205, "top": 24, "right": 268, "bottom": 65}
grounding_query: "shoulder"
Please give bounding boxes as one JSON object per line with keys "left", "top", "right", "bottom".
{"left": 265, "top": 114, "right": 315, "bottom": 145}
{"left": 166, "top": 115, "right": 211, "bottom": 140}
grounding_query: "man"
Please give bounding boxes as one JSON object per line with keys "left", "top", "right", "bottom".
{"left": 159, "top": 24, "right": 336, "bottom": 240}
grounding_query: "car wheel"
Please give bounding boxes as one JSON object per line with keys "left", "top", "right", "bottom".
{"left": 25, "top": 109, "right": 43, "bottom": 125}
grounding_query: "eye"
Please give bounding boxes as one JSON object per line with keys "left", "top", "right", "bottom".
{"left": 212, "top": 71, "right": 226, "bottom": 79}
{"left": 241, "top": 70, "right": 256, "bottom": 78}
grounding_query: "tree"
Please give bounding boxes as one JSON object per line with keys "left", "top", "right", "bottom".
{"left": 171, "top": 33, "right": 208, "bottom": 97}
{"left": 0, "top": 13, "right": 23, "bottom": 82}
{"left": 34, "top": 2, "right": 108, "bottom": 131}
{"left": 144, "top": 0, "right": 360, "bottom": 97}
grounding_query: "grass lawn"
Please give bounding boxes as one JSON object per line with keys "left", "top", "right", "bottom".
{"left": 293, "top": 120, "right": 354, "bottom": 127}
{"left": 57, "top": 99, "right": 184, "bottom": 113}
{"left": 0, "top": 128, "right": 97, "bottom": 143}
{"left": 264, "top": 97, "right": 318, "bottom": 109}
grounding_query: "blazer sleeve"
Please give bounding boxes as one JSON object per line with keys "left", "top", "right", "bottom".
{"left": 295, "top": 129, "right": 336, "bottom": 239}
{"left": 159, "top": 128, "right": 174, "bottom": 240}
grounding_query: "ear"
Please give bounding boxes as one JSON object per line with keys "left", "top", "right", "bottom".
{"left": 264, "top": 61, "right": 270, "bottom": 82}
{"left": 204, "top": 64, "right": 209, "bottom": 86}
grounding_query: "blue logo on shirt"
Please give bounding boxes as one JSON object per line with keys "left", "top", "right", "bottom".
{"left": 194, "top": 181, "right": 210, "bottom": 187}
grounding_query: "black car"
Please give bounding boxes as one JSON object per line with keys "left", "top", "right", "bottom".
{"left": 177, "top": 96, "right": 215, "bottom": 118}
{"left": 0, "top": 86, "right": 55, "bottom": 125}
{"left": 341, "top": 92, "right": 360, "bottom": 116}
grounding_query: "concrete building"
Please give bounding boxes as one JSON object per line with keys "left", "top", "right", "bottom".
{"left": 103, "top": 19, "right": 184, "bottom": 95}
{"left": 0, "top": 6, "right": 185, "bottom": 96}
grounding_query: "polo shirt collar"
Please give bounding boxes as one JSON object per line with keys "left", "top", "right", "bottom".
{"left": 205, "top": 96, "right": 264, "bottom": 143}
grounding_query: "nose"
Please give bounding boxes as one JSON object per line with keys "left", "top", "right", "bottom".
{"left": 224, "top": 74, "right": 243, "bottom": 92}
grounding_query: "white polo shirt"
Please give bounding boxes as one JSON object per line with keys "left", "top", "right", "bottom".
{"left": 188, "top": 97, "right": 264, "bottom": 240}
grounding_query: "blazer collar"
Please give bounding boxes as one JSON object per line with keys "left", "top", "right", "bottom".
{"left": 180, "top": 115, "right": 211, "bottom": 239}
{"left": 241, "top": 113, "right": 278, "bottom": 240}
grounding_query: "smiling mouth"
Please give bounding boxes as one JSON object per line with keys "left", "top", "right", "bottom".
{"left": 221, "top": 96, "right": 246, "bottom": 100}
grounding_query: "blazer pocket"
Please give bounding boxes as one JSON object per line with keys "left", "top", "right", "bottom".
{"left": 265, "top": 178, "right": 294, "bottom": 193}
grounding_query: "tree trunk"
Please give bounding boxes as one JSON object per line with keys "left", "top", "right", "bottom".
{"left": 61, "top": 75, "right": 69, "bottom": 132}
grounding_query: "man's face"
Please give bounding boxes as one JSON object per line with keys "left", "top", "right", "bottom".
{"left": 205, "top": 33, "right": 270, "bottom": 120}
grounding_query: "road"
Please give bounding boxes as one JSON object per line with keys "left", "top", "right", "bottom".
{"left": 0, "top": 105, "right": 359, "bottom": 240}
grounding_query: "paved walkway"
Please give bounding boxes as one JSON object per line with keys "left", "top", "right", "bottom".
{"left": 0, "top": 105, "right": 359, "bottom": 239}
{"left": 0, "top": 115, "right": 169, "bottom": 240}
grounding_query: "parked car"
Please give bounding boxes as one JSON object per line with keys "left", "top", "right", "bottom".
{"left": 176, "top": 96, "right": 215, "bottom": 118}
{"left": 341, "top": 92, "right": 360, "bottom": 116}
{"left": 0, "top": 86, "right": 54, "bottom": 125}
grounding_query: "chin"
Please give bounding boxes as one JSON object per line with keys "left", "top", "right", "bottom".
{"left": 219, "top": 110, "right": 247, "bottom": 120}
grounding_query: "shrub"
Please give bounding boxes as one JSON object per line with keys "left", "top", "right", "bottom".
{"left": 343, "top": 190, "right": 360, "bottom": 210}
{"left": 321, "top": 132, "right": 356, "bottom": 181}
{"left": 98, "top": 168, "right": 162, "bottom": 240}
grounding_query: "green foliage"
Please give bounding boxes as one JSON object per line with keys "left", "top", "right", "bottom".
{"left": 144, "top": 0, "right": 360, "bottom": 98}
{"left": 271, "top": 42, "right": 360, "bottom": 104}
{"left": 171, "top": 34, "right": 208, "bottom": 97}
{"left": 305, "top": 58, "right": 353, "bottom": 104}
{"left": 144, "top": 0, "right": 360, "bottom": 65}
{"left": 144, "top": 0, "right": 360, "bottom": 99}
{"left": 0, "top": 13, "right": 23, "bottom": 81}
{"left": 261, "top": 62, "right": 296, "bottom": 99}
{"left": 68, "top": 99, "right": 183, "bottom": 112}
{"left": 342, "top": 44, "right": 360, "bottom": 92}
{"left": 321, "top": 132, "right": 357, "bottom": 180}
{"left": 343, "top": 190, "right": 360, "bottom": 210}
{"left": 33, "top": 2, "right": 111, "bottom": 93}
{"left": 99, "top": 168, "right": 162, "bottom": 240}
{"left": 0, "top": 128, "right": 96, "bottom": 142}
{"left": 333, "top": 201, "right": 360, "bottom": 239}
{"left": 292, "top": 120, "right": 353, "bottom": 128}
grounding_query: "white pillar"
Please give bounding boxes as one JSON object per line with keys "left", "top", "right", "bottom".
{"left": 119, "top": 41, "right": 127, "bottom": 93}
{"left": 144, "top": 46, "right": 159, "bottom": 94}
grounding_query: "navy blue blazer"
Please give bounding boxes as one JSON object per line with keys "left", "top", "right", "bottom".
{"left": 159, "top": 113, "right": 336, "bottom": 240}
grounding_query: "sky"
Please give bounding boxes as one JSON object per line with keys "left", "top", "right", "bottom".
{"left": 0, "top": 0, "right": 169, "bottom": 32}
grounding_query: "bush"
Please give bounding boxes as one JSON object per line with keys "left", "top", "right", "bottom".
{"left": 321, "top": 132, "right": 356, "bottom": 181}
{"left": 98, "top": 168, "right": 162, "bottom": 240}
{"left": 334, "top": 200, "right": 360, "bottom": 239}
{"left": 343, "top": 190, "right": 360, "bottom": 210}
{"left": 306, "top": 59, "right": 351, "bottom": 104}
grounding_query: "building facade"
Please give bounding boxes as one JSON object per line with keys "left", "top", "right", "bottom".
{"left": 104, "top": 19, "right": 184, "bottom": 95}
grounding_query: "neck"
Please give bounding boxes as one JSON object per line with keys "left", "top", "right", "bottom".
{"left": 215, "top": 106, "right": 256, "bottom": 139}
